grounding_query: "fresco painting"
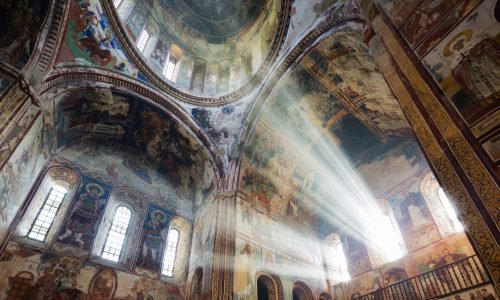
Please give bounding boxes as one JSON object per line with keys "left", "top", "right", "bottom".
{"left": 414, "top": 0, "right": 483, "bottom": 57}
{"left": 0, "top": 241, "right": 184, "bottom": 299}
{"left": 354, "top": 140, "right": 427, "bottom": 197}
{"left": 56, "top": 88, "right": 217, "bottom": 217}
{"left": 389, "top": 179, "right": 439, "bottom": 251}
{"left": 235, "top": 197, "right": 322, "bottom": 266}
{"left": 0, "top": 103, "right": 41, "bottom": 167}
{"left": 438, "top": 284, "right": 499, "bottom": 300}
{"left": 403, "top": 232, "right": 475, "bottom": 277}
{"left": 346, "top": 269, "right": 383, "bottom": 298}
{"left": 58, "top": 0, "right": 140, "bottom": 78}
{"left": 234, "top": 237, "right": 262, "bottom": 299}
{"left": 400, "top": 0, "right": 462, "bottom": 47}
{"left": 0, "top": 0, "right": 50, "bottom": 68}
{"left": 55, "top": 175, "right": 111, "bottom": 254}
{"left": 0, "top": 115, "right": 49, "bottom": 244}
{"left": 422, "top": 0, "right": 500, "bottom": 125}
{"left": 135, "top": 203, "right": 173, "bottom": 278}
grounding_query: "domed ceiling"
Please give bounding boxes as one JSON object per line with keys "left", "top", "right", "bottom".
{"left": 160, "top": 0, "right": 265, "bottom": 43}
{"left": 110, "top": 0, "right": 287, "bottom": 99}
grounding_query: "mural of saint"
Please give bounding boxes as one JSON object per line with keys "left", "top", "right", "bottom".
{"left": 136, "top": 207, "right": 170, "bottom": 273}
{"left": 58, "top": 182, "right": 108, "bottom": 250}
{"left": 235, "top": 243, "right": 254, "bottom": 299}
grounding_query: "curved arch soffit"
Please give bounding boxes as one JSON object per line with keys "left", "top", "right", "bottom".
{"left": 232, "top": 9, "right": 366, "bottom": 182}
{"left": 256, "top": 271, "right": 284, "bottom": 300}
{"left": 41, "top": 72, "right": 225, "bottom": 191}
{"left": 100, "top": 0, "right": 293, "bottom": 105}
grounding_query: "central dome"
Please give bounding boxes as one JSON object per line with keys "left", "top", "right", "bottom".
{"left": 112, "top": 0, "right": 288, "bottom": 100}
{"left": 162, "top": 0, "right": 265, "bottom": 42}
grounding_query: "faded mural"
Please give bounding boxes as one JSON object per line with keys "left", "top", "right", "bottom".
{"left": 0, "top": 241, "right": 184, "bottom": 299}
{"left": 0, "top": 0, "right": 50, "bottom": 68}
{"left": 55, "top": 88, "right": 217, "bottom": 217}
{"left": 0, "top": 115, "right": 49, "bottom": 244}
{"left": 57, "top": 0, "right": 142, "bottom": 79}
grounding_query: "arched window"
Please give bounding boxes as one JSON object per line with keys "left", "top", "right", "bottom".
{"left": 256, "top": 273, "right": 284, "bottom": 300}
{"left": 191, "top": 59, "right": 207, "bottom": 92}
{"left": 101, "top": 206, "right": 132, "bottom": 262}
{"left": 420, "top": 173, "right": 464, "bottom": 237}
{"left": 27, "top": 184, "right": 67, "bottom": 242}
{"left": 161, "top": 229, "right": 179, "bottom": 276}
{"left": 437, "top": 188, "right": 463, "bottom": 233}
{"left": 17, "top": 167, "right": 80, "bottom": 246}
{"left": 324, "top": 233, "right": 350, "bottom": 283}
{"left": 366, "top": 199, "right": 406, "bottom": 268}
{"left": 162, "top": 44, "right": 183, "bottom": 82}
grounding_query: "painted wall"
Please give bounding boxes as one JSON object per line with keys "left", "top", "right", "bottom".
{"left": 0, "top": 241, "right": 183, "bottom": 299}
{"left": 0, "top": 165, "right": 191, "bottom": 299}
{"left": 377, "top": 0, "right": 500, "bottom": 169}
{"left": 0, "top": 114, "right": 49, "bottom": 244}
{"left": 0, "top": 0, "right": 50, "bottom": 68}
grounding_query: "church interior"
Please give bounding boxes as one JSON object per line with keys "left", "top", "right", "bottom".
{"left": 0, "top": 0, "right": 499, "bottom": 299}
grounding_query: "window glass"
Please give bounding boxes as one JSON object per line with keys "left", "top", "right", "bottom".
{"left": 161, "top": 229, "right": 179, "bottom": 276}
{"left": 28, "top": 185, "right": 67, "bottom": 242}
{"left": 101, "top": 206, "right": 132, "bottom": 262}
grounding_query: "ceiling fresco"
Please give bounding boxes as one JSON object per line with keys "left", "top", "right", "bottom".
{"left": 0, "top": 0, "right": 50, "bottom": 68}
{"left": 239, "top": 27, "right": 427, "bottom": 229}
{"left": 56, "top": 0, "right": 144, "bottom": 81}
{"left": 159, "top": 0, "right": 265, "bottom": 42}
{"left": 54, "top": 88, "right": 218, "bottom": 216}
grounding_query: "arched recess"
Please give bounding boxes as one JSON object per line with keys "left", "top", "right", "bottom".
{"left": 41, "top": 74, "right": 225, "bottom": 215}
{"left": 256, "top": 272, "right": 284, "bottom": 300}
{"left": 15, "top": 167, "right": 81, "bottom": 248}
{"left": 162, "top": 215, "right": 191, "bottom": 284}
{"left": 90, "top": 187, "right": 147, "bottom": 270}
{"left": 420, "top": 172, "right": 464, "bottom": 237}
{"left": 319, "top": 292, "right": 332, "bottom": 300}
{"left": 292, "top": 281, "right": 314, "bottom": 300}
{"left": 190, "top": 267, "right": 203, "bottom": 300}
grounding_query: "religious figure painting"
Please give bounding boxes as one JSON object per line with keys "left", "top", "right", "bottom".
{"left": 56, "top": 177, "right": 111, "bottom": 251}
{"left": 135, "top": 203, "right": 172, "bottom": 277}
{"left": 422, "top": 0, "right": 500, "bottom": 125}
{"left": 60, "top": 0, "right": 140, "bottom": 78}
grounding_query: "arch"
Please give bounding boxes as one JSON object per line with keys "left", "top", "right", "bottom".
{"left": 190, "top": 268, "right": 203, "bottom": 300}
{"left": 319, "top": 292, "right": 332, "bottom": 300}
{"left": 15, "top": 167, "right": 81, "bottom": 247}
{"left": 323, "top": 233, "right": 350, "bottom": 284}
{"left": 420, "top": 172, "right": 463, "bottom": 237}
{"left": 292, "top": 281, "right": 314, "bottom": 300}
{"left": 366, "top": 199, "right": 406, "bottom": 268}
{"left": 162, "top": 215, "right": 191, "bottom": 283}
{"left": 191, "top": 59, "right": 208, "bottom": 93}
{"left": 91, "top": 187, "right": 147, "bottom": 269}
{"left": 256, "top": 272, "right": 283, "bottom": 300}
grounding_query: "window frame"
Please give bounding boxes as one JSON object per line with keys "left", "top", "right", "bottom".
{"left": 27, "top": 185, "right": 68, "bottom": 242}
{"left": 136, "top": 28, "right": 151, "bottom": 53}
{"left": 101, "top": 206, "right": 132, "bottom": 262}
{"left": 161, "top": 228, "right": 180, "bottom": 277}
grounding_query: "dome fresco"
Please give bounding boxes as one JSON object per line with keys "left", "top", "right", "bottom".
{"left": 113, "top": 0, "right": 285, "bottom": 98}
{"left": 160, "top": 0, "right": 266, "bottom": 43}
